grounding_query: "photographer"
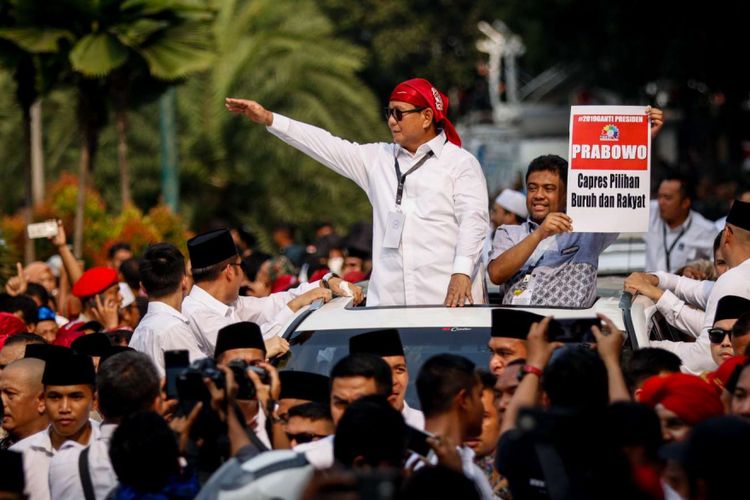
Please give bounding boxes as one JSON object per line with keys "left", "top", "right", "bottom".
{"left": 214, "top": 321, "right": 276, "bottom": 450}
{"left": 496, "top": 316, "right": 647, "bottom": 500}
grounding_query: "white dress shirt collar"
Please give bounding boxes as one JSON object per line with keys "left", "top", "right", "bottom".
{"left": 399, "top": 130, "right": 448, "bottom": 159}
{"left": 663, "top": 211, "right": 693, "bottom": 233}
{"left": 145, "top": 301, "right": 189, "bottom": 323}
{"left": 188, "top": 285, "right": 231, "bottom": 317}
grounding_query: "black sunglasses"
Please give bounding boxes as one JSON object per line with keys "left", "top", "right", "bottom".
{"left": 384, "top": 106, "right": 427, "bottom": 122}
{"left": 708, "top": 328, "right": 732, "bottom": 344}
{"left": 286, "top": 432, "right": 328, "bottom": 445}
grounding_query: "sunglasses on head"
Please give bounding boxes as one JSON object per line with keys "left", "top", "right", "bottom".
{"left": 384, "top": 106, "right": 426, "bottom": 122}
{"left": 708, "top": 328, "right": 732, "bottom": 344}
{"left": 285, "top": 432, "right": 328, "bottom": 445}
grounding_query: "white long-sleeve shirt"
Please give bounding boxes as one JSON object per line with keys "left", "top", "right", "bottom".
{"left": 181, "top": 282, "right": 319, "bottom": 357}
{"left": 267, "top": 114, "right": 489, "bottom": 306}
{"left": 129, "top": 301, "right": 204, "bottom": 376}
{"left": 652, "top": 272, "right": 715, "bottom": 338}
{"left": 651, "top": 258, "right": 750, "bottom": 373}
{"left": 10, "top": 429, "right": 55, "bottom": 500}
{"left": 645, "top": 201, "right": 718, "bottom": 273}
{"left": 48, "top": 423, "right": 116, "bottom": 500}
{"left": 11, "top": 423, "right": 99, "bottom": 500}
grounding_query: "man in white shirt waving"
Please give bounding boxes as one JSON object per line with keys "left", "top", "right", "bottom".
{"left": 226, "top": 78, "right": 489, "bottom": 307}
{"left": 182, "top": 228, "right": 358, "bottom": 357}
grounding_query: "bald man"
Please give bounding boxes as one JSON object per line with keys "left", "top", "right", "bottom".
{"left": 0, "top": 334, "right": 45, "bottom": 372}
{"left": 0, "top": 358, "right": 47, "bottom": 449}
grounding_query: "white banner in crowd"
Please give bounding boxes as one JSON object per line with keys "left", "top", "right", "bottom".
{"left": 566, "top": 105, "right": 651, "bottom": 233}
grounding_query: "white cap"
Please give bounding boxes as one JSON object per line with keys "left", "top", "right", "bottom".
{"left": 495, "top": 189, "right": 528, "bottom": 219}
{"left": 119, "top": 282, "right": 136, "bottom": 308}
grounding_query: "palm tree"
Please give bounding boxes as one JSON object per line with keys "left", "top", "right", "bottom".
{"left": 0, "top": 1, "right": 70, "bottom": 261}
{"left": 180, "top": 0, "right": 384, "bottom": 240}
{"left": 3, "top": 0, "right": 215, "bottom": 256}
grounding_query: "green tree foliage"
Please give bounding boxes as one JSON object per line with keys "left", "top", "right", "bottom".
{"left": 176, "top": 0, "right": 382, "bottom": 243}
{"left": 317, "top": 0, "right": 498, "bottom": 110}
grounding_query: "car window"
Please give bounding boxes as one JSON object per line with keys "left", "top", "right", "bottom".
{"left": 279, "top": 327, "right": 492, "bottom": 410}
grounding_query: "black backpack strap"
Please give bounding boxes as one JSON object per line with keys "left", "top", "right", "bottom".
{"left": 534, "top": 442, "right": 571, "bottom": 500}
{"left": 78, "top": 446, "right": 96, "bottom": 500}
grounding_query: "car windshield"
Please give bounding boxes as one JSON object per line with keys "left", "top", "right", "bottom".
{"left": 280, "top": 326, "right": 492, "bottom": 409}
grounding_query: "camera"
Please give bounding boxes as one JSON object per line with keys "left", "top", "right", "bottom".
{"left": 176, "top": 357, "right": 271, "bottom": 402}
{"left": 226, "top": 360, "right": 270, "bottom": 400}
{"left": 176, "top": 358, "right": 224, "bottom": 403}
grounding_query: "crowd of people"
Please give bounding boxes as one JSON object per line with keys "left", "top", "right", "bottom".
{"left": 0, "top": 76, "right": 748, "bottom": 499}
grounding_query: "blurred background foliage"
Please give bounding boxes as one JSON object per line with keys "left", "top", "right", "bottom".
{"left": 0, "top": 0, "right": 747, "bottom": 265}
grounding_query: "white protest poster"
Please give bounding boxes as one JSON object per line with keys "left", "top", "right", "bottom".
{"left": 566, "top": 105, "right": 650, "bottom": 232}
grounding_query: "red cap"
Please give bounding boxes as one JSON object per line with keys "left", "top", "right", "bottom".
{"left": 271, "top": 274, "right": 298, "bottom": 293}
{"left": 638, "top": 373, "right": 724, "bottom": 425}
{"left": 71, "top": 267, "right": 118, "bottom": 298}
{"left": 0, "top": 312, "right": 26, "bottom": 336}
{"left": 706, "top": 355, "right": 750, "bottom": 390}
{"left": 0, "top": 312, "right": 27, "bottom": 349}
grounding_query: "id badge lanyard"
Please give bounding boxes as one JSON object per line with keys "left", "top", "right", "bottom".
{"left": 662, "top": 217, "right": 691, "bottom": 272}
{"left": 393, "top": 149, "right": 434, "bottom": 208}
{"left": 382, "top": 146, "right": 434, "bottom": 249}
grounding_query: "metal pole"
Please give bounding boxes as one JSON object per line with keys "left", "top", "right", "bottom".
{"left": 30, "top": 99, "right": 45, "bottom": 205}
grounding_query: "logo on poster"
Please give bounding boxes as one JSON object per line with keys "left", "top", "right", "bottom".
{"left": 600, "top": 124, "right": 619, "bottom": 141}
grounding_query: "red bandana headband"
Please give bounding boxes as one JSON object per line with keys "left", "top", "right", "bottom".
{"left": 389, "top": 78, "right": 461, "bottom": 147}
{"left": 638, "top": 373, "right": 724, "bottom": 425}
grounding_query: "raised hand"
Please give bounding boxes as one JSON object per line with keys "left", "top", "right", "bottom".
{"left": 5, "top": 262, "right": 27, "bottom": 296}
{"left": 92, "top": 294, "right": 120, "bottom": 329}
{"left": 646, "top": 106, "right": 665, "bottom": 138}
{"left": 225, "top": 98, "right": 273, "bottom": 126}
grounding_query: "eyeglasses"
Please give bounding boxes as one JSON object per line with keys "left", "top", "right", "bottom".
{"left": 384, "top": 106, "right": 426, "bottom": 122}
{"left": 286, "top": 432, "right": 328, "bottom": 445}
{"left": 708, "top": 328, "right": 732, "bottom": 344}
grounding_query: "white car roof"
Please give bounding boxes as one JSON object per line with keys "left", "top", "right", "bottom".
{"left": 293, "top": 296, "right": 627, "bottom": 332}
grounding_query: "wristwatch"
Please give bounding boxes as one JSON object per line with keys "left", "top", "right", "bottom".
{"left": 517, "top": 364, "right": 543, "bottom": 382}
{"left": 266, "top": 398, "right": 281, "bottom": 423}
{"left": 321, "top": 272, "right": 338, "bottom": 289}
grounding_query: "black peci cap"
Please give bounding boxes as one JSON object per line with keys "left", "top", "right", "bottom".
{"left": 349, "top": 329, "right": 405, "bottom": 357}
{"left": 279, "top": 371, "right": 330, "bottom": 404}
{"left": 214, "top": 322, "right": 265, "bottom": 360}
{"left": 24, "top": 343, "right": 70, "bottom": 362}
{"left": 188, "top": 228, "right": 238, "bottom": 269}
{"left": 71, "top": 332, "right": 112, "bottom": 357}
{"left": 491, "top": 309, "right": 544, "bottom": 340}
{"left": 42, "top": 351, "right": 96, "bottom": 386}
{"left": 714, "top": 295, "right": 750, "bottom": 323}
{"left": 726, "top": 199, "right": 750, "bottom": 231}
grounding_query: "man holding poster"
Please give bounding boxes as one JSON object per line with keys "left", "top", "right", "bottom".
{"left": 488, "top": 107, "right": 663, "bottom": 308}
